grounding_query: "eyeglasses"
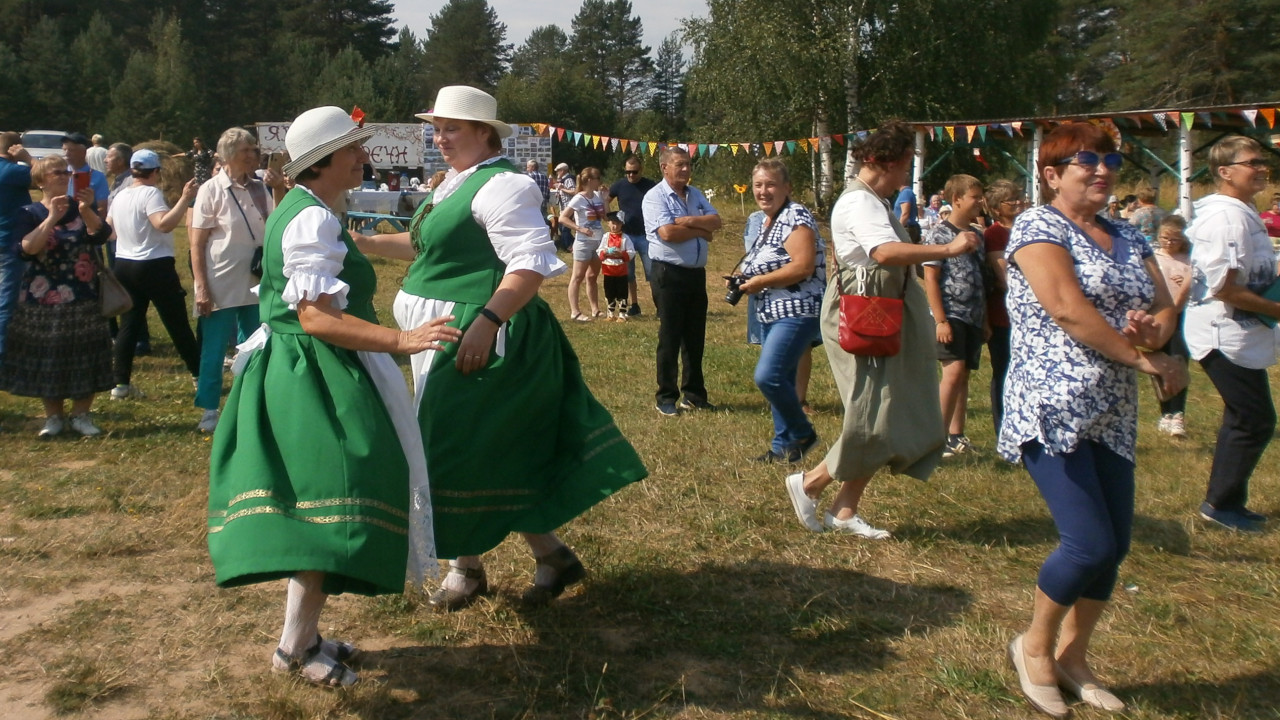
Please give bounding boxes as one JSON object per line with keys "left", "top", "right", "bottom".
{"left": 1055, "top": 151, "right": 1123, "bottom": 171}
{"left": 1226, "top": 158, "right": 1269, "bottom": 170}
{"left": 625, "top": 170, "right": 640, "bottom": 176}
{"left": 48, "top": 169, "right": 70, "bottom": 177}
{"left": 1000, "top": 199, "right": 1029, "bottom": 207}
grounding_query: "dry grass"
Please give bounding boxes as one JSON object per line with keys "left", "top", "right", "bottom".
{"left": 1, "top": 207, "right": 1278, "bottom": 719}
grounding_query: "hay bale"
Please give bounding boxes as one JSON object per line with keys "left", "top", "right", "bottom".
{"left": 134, "top": 140, "right": 190, "bottom": 207}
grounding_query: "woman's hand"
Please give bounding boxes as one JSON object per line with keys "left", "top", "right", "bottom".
{"left": 262, "top": 167, "right": 284, "bottom": 190}
{"left": 47, "top": 194, "right": 70, "bottom": 219}
{"left": 397, "top": 314, "right": 461, "bottom": 355}
{"left": 75, "top": 187, "right": 96, "bottom": 217}
{"left": 455, "top": 316, "right": 499, "bottom": 375}
{"left": 935, "top": 320, "right": 953, "bottom": 344}
{"left": 1122, "top": 309, "right": 1163, "bottom": 349}
{"left": 1137, "top": 351, "right": 1189, "bottom": 398}
{"left": 194, "top": 284, "right": 213, "bottom": 317}
{"left": 737, "top": 275, "right": 765, "bottom": 295}
{"left": 180, "top": 178, "right": 200, "bottom": 203}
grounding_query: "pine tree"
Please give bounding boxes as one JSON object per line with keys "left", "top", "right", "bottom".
{"left": 649, "top": 33, "right": 685, "bottom": 123}
{"left": 278, "top": 0, "right": 397, "bottom": 61}
{"left": 72, "top": 13, "right": 126, "bottom": 133}
{"left": 420, "top": 0, "right": 512, "bottom": 96}
{"left": 20, "top": 16, "right": 76, "bottom": 129}
{"left": 569, "top": 0, "right": 653, "bottom": 114}
{"left": 510, "top": 25, "right": 570, "bottom": 82}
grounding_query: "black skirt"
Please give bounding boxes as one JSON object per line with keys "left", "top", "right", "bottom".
{"left": 0, "top": 299, "right": 113, "bottom": 398}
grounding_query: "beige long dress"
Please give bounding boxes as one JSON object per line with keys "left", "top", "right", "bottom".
{"left": 821, "top": 179, "right": 945, "bottom": 482}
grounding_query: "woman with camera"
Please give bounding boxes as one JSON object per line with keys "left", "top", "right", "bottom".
{"left": 730, "top": 158, "right": 825, "bottom": 463}
{"left": 0, "top": 155, "right": 113, "bottom": 437}
{"left": 783, "top": 122, "right": 979, "bottom": 539}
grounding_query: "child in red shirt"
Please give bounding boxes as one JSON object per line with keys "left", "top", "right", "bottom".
{"left": 597, "top": 213, "right": 636, "bottom": 321}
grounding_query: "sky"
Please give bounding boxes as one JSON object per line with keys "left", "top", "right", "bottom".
{"left": 389, "top": 0, "right": 707, "bottom": 53}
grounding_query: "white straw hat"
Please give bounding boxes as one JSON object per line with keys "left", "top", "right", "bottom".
{"left": 415, "top": 86, "right": 513, "bottom": 140}
{"left": 282, "top": 106, "right": 376, "bottom": 179}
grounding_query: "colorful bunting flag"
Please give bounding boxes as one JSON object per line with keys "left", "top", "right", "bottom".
{"left": 1262, "top": 108, "right": 1276, "bottom": 127}
{"left": 709, "top": 144, "right": 718, "bottom": 157}
{"left": 785, "top": 140, "right": 797, "bottom": 154}
{"left": 764, "top": 143, "right": 773, "bottom": 157}
{"left": 557, "top": 127, "right": 566, "bottom": 141}
{"left": 977, "top": 125, "right": 988, "bottom": 141}
{"left": 1243, "top": 109, "right": 1259, "bottom": 127}
{"left": 798, "top": 138, "right": 809, "bottom": 152}
{"left": 945, "top": 126, "right": 955, "bottom": 141}
{"left": 832, "top": 134, "right": 844, "bottom": 145}
{"left": 730, "top": 144, "right": 738, "bottom": 156}
{"left": 1181, "top": 112, "right": 1195, "bottom": 128}
{"left": 773, "top": 141, "right": 784, "bottom": 155}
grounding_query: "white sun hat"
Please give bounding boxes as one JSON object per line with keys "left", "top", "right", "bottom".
{"left": 282, "top": 106, "right": 376, "bottom": 179}
{"left": 415, "top": 85, "right": 514, "bottom": 140}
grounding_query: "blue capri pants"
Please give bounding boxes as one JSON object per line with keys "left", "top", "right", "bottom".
{"left": 1022, "top": 439, "right": 1134, "bottom": 605}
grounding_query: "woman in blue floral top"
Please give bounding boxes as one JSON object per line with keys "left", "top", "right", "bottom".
{"left": 1000, "top": 124, "right": 1186, "bottom": 718}
{"left": 0, "top": 155, "right": 114, "bottom": 437}
{"left": 733, "top": 159, "right": 825, "bottom": 463}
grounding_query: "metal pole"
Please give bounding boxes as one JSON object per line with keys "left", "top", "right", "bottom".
{"left": 1179, "top": 123, "right": 1194, "bottom": 218}
{"left": 1030, "top": 125, "right": 1043, "bottom": 205}
{"left": 913, "top": 129, "right": 925, "bottom": 206}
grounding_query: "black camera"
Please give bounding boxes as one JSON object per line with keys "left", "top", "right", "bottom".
{"left": 724, "top": 275, "right": 745, "bottom": 306}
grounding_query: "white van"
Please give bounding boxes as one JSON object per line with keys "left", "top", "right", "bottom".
{"left": 20, "top": 130, "right": 69, "bottom": 160}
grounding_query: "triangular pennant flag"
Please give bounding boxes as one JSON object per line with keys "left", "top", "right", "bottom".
{"left": 677, "top": 143, "right": 688, "bottom": 152}
{"left": 708, "top": 144, "right": 718, "bottom": 157}
{"left": 764, "top": 143, "right": 774, "bottom": 157}
{"left": 1243, "top": 109, "right": 1259, "bottom": 127}
{"left": 738, "top": 143, "right": 749, "bottom": 154}
{"left": 1001, "top": 123, "right": 1013, "bottom": 137}
{"left": 557, "top": 127, "right": 566, "bottom": 141}
{"left": 809, "top": 137, "right": 819, "bottom": 149}
{"left": 798, "top": 138, "right": 809, "bottom": 152}
{"left": 611, "top": 138, "right": 619, "bottom": 151}
{"left": 945, "top": 126, "right": 955, "bottom": 141}
{"left": 1168, "top": 112, "right": 1180, "bottom": 127}
{"left": 533, "top": 123, "right": 547, "bottom": 135}
{"left": 1182, "top": 112, "right": 1195, "bottom": 128}
{"left": 1197, "top": 112, "right": 1212, "bottom": 128}
{"left": 966, "top": 125, "right": 978, "bottom": 142}
{"left": 630, "top": 140, "right": 639, "bottom": 153}
{"left": 785, "top": 140, "right": 797, "bottom": 154}
{"left": 1263, "top": 108, "right": 1277, "bottom": 127}
{"left": 773, "top": 141, "right": 784, "bottom": 154}
{"left": 935, "top": 127, "right": 945, "bottom": 142}
{"left": 1011, "top": 121, "right": 1023, "bottom": 135}
{"left": 650, "top": 142, "right": 658, "bottom": 156}
{"left": 832, "top": 134, "right": 844, "bottom": 145}
{"left": 572, "top": 131, "right": 581, "bottom": 144}
{"left": 856, "top": 130, "right": 869, "bottom": 140}
{"left": 977, "top": 125, "right": 988, "bottom": 141}
{"left": 1152, "top": 112, "right": 1167, "bottom": 131}
{"left": 730, "top": 144, "right": 738, "bottom": 156}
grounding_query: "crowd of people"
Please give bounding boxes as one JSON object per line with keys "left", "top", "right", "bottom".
{"left": 2, "top": 92, "right": 1276, "bottom": 712}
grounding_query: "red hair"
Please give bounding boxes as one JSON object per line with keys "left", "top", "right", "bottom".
{"left": 1037, "top": 123, "right": 1117, "bottom": 201}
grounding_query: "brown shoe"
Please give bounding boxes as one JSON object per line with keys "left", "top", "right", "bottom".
{"left": 428, "top": 565, "right": 488, "bottom": 612}
{"left": 522, "top": 546, "right": 586, "bottom": 606}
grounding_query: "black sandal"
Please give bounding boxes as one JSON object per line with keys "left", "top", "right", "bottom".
{"left": 428, "top": 565, "right": 489, "bottom": 612}
{"left": 272, "top": 644, "right": 358, "bottom": 687}
{"left": 316, "top": 633, "right": 362, "bottom": 664}
{"left": 522, "top": 546, "right": 586, "bottom": 606}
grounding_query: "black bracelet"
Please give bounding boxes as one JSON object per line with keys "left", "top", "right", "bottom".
{"left": 477, "top": 307, "right": 503, "bottom": 326}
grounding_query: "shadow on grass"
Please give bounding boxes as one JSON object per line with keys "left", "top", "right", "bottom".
{"left": 1121, "top": 667, "right": 1280, "bottom": 718}
{"left": 354, "top": 561, "right": 971, "bottom": 718}
{"left": 894, "top": 514, "right": 1191, "bottom": 555}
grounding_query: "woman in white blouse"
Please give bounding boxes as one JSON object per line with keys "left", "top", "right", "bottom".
{"left": 358, "top": 86, "right": 646, "bottom": 613}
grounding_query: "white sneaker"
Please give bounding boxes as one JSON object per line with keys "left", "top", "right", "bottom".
{"left": 38, "top": 415, "right": 64, "bottom": 439}
{"left": 1168, "top": 412, "right": 1187, "bottom": 438}
{"left": 68, "top": 413, "right": 102, "bottom": 437}
{"left": 823, "top": 512, "right": 891, "bottom": 539}
{"left": 1157, "top": 414, "right": 1172, "bottom": 434}
{"left": 784, "top": 473, "right": 823, "bottom": 532}
{"left": 197, "top": 409, "right": 220, "bottom": 434}
{"left": 110, "top": 384, "right": 144, "bottom": 400}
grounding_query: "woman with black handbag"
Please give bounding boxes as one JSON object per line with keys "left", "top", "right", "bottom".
{"left": 189, "top": 127, "right": 282, "bottom": 433}
{"left": 0, "top": 156, "right": 114, "bottom": 437}
{"left": 783, "top": 122, "right": 978, "bottom": 538}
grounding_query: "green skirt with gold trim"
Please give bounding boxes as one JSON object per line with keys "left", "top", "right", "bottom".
{"left": 420, "top": 295, "right": 646, "bottom": 558}
{"left": 207, "top": 331, "right": 410, "bottom": 596}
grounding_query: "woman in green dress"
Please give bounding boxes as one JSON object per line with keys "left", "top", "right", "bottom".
{"left": 206, "top": 106, "right": 461, "bottom": 686}
{"left": 357, "top": 86, "right": 647, "bottom": 611}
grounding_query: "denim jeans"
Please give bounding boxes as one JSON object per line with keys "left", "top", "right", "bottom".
{"left": 625, "top": 232, "right": 651, "bottom": 281}
{"left": 0, "top": 241, "right": 26, "bottom": 364}
{"left": 194, "top": 304, "right": 260, "bottom": 410}
{"left": 755, "top": 315, "right": 819, "bottom": 454}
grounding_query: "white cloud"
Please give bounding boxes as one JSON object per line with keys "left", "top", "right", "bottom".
{"left": 389, "top": 0, "right": 705, "bottom": 52}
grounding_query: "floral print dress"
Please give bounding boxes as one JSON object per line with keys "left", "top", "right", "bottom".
{"left": 998, "top": 205, "right": 1155, "bottom": 464}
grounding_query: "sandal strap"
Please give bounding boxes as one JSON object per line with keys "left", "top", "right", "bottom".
{"left": 447, "top": 564, "right": 485, "bottom": 580}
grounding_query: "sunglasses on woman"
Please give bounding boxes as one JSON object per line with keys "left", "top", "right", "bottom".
{"left": 1056, "top": 151, "right": 1123, "bottom": 171}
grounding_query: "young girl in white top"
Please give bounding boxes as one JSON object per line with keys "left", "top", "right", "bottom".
{"left": 1153, "top": 215, "right": 1192, "bottom": 437}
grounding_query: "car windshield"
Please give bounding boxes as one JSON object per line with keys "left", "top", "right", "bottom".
{"left": 22, "top": 134, "right": 64, "bottom": 149}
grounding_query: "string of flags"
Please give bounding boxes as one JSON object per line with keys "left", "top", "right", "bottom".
{"left": 531, "top": 105, "right": 1280, "bottom": 158}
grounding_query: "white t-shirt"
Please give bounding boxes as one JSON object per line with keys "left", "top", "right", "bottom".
{"left": 1184, "top": 193, "right": 1280, "bottom": 369}
{"left": 108, "top": 184, "right": 174, "bottom": 261}
{"left": 830, "top": 181, "right": 901, "bottom": 268}
{"left": 565, "top": 191, "right": 606, "bottom": 243}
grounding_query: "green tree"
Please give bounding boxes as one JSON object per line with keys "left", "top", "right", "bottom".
{"left": 421, "top": 0, "right": 512, "bottom": 96}
{"left": 104, "top": 50, "right": 163, "bottom": 142}
{"left": 569, "top": 0, "right": 653, "bottom": 114}
{"left": 648, "top": 32, "right": 686, "bottom": 133}
{"left": 310, "top": 45, "right": 377, "bottom": 115}
{"left": 510, "top": 25, "right": 570, "bottom": 81}
{"left": 20, "top": 15, "right": 76, "bottom": 129}
{"left": 72, "top": 13, "right": 126, "bottom": 133}
{"left": 0, "top": 41, "right": 32, "bottom": 129}
{"left": 278, "top": 0, "right": 397, "bottom": 60}
{"left": 372, "top": 27, "right": 430, "bottom": 119}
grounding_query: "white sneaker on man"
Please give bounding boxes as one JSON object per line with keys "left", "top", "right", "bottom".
{"left": 68, "top": 413, "right": 102, "bottom": 437}
{"left": 823, "top": 512, "right": 891, "bottom": 539}
{"left": 198, "top": 409, "right": 220, "bottom": 434}
{"left": 1167, "top": 412, "right": 1186, "bottom": 438}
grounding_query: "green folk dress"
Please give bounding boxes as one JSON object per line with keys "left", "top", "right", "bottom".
{"left": 392, "top": 159, "right": 647, "bottom": 559}
{"left": 207, "top": 186, "right": 433, "bottom": 596}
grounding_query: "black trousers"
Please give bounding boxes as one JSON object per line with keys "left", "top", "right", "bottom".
{"left": 651, "top": 260, "right": 708, "bottom": 405}
{"left": 1200, "top": 349, "right": 1276, "bottom": 510}
{"left": 113, "top": 257, "right": 201, "bottom": 385}
{"left": 988, "top": 324, "right": 1010, "bottom": 433}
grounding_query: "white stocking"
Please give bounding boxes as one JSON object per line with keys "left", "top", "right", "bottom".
{"left": 278, "top": 571, "right": 327, "bottom": 656}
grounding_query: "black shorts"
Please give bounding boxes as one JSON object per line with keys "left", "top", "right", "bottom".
{"left": 937, "top": 319, "right": 983, "bottom": 370}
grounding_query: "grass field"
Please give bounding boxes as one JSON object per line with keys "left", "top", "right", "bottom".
{"left": 0, "top": 205, "right": 1277, "bottom": 720}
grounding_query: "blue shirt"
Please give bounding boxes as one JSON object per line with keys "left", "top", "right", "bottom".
{"left": 895, "top": 187, "right": 918, "bottom": 229}
{"left": 643, "top": 178, "right": 718, "bottom": 268}
{"left": 0, "top": 157, "right": 33, "bottom": 247}
{"left": 68, "top": 162, "right": 110, "bottom": 211}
